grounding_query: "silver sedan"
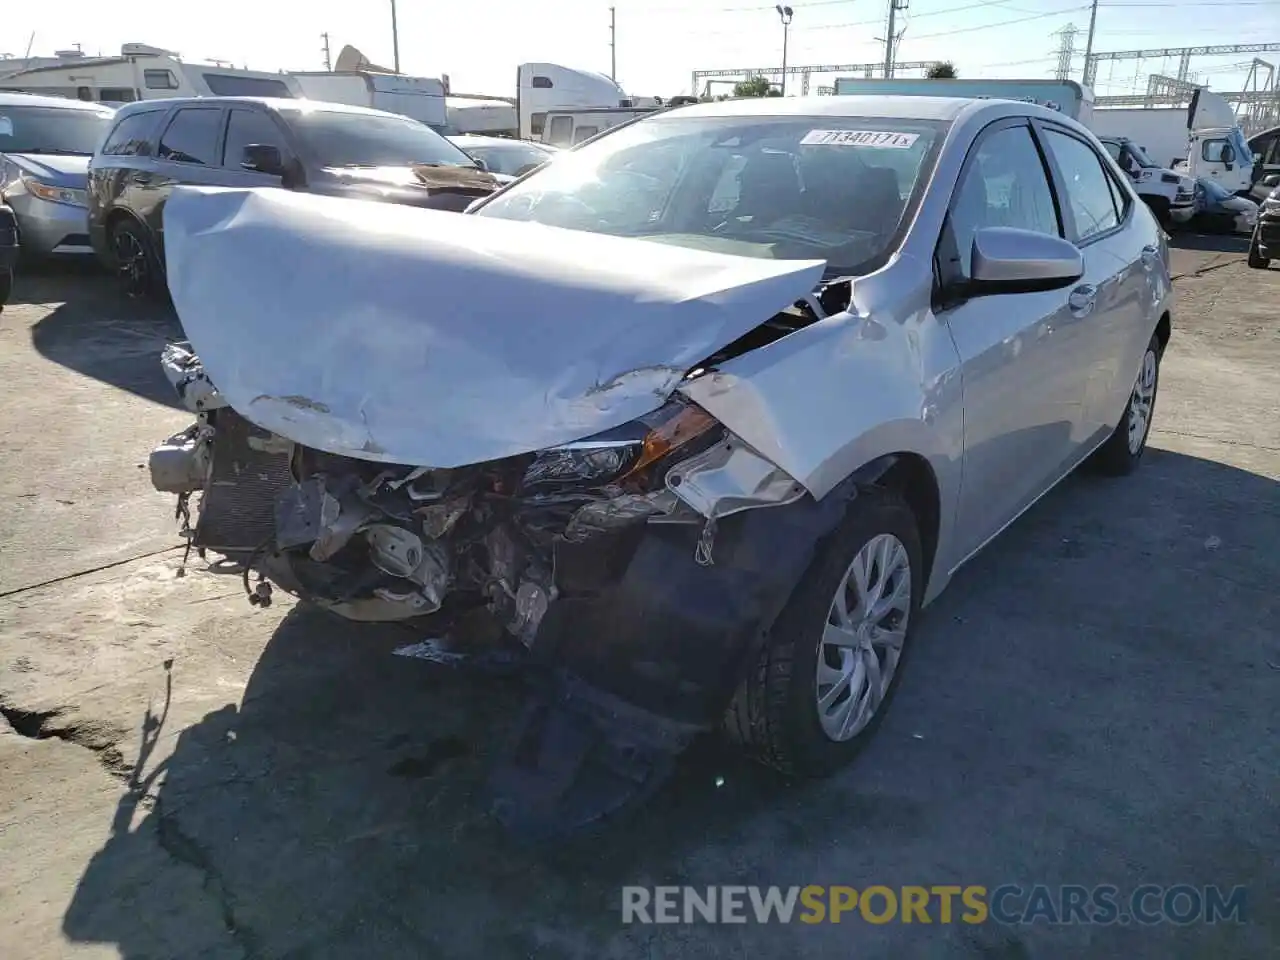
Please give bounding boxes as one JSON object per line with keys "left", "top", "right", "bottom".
{"left": 152, "top": 94, "right": 1173, "bottom": 832}
{"left": 0, "top": 93, "right": 115, "bottom": 256}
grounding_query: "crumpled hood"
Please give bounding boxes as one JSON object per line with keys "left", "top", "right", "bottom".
{"left": 320, "top": 163, "right": 499, "bottom": 193}
{"left": 162, "top": 186, "right": 825, "bottom": 467}
{"left": 5, "top": 153, "right": 90, "bottom": 187}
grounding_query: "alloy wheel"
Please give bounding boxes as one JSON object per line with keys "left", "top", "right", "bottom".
{"left": 1127, "top": 347, "right": 1158, "bottom": 455}
{"left": 113, "top": 229, "right": 150, "bottom": 298}
{"left": 815, "top": 533, "right": 912, "bottom": 742}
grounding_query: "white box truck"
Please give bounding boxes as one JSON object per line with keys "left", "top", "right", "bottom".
{"left": 831, "top": 76, "right": 1197, "bottom": 226}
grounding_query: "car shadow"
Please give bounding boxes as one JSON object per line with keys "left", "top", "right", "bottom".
{"left": 21, "top": 261, "right": 184, "bottom": 409}
{"left": 1170, "top": 231, "right": 1250, "bottom": 253}
{"left": 60, "top": 448, "right": 1280, "bottom": 959}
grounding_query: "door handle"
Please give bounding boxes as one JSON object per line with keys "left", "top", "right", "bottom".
{"left": 130, "top": 172, "right": 153, "bottom": 185}
{"left": 1068, "top": 284, "right": 1097, "bottom": 316}
{"left": 1141, "top": 244, "right": 1159, "bottom": 269}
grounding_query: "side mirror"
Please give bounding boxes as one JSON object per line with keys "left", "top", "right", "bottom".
{"left": 471, "top": 157, "right": 489, "bottom": 172}
{"left": 1222, "top": 144, "right": 1235, "bottom": 164}
{"left": 513, "top": 162, "right": 543, "bottom": 177}
{"left": 241, "top": 143, "right": 285, "bottom": 176}
{"left": 968, "top": 227, "right": 1084, "bottom": 295}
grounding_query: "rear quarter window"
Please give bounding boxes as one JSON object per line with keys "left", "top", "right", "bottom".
{"left": 101, "top": 111, "right": 162, "bottom": 156}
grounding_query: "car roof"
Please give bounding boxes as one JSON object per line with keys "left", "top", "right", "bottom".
{"left": 658, "top": 95, "right": 976, "bottom": 122}
{"left": 112, "top": 96, "right": 415, "bottom": 121}
{"left": 0, "top": 91, "right": 115, "bottom": 113}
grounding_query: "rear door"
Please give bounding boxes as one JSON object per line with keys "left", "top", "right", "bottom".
{"left": 937, "top": 117, "right": 1087, "bottom": 554}
{"left": 1038, "top": 123, "right": 1157, "bottom": 447}
{"left": 148, "top": 105, "right": 227, "bottom": 252}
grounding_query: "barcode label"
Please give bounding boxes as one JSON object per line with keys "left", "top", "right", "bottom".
{"left": 800, "top": 129, "right": 920, "bottom": 148}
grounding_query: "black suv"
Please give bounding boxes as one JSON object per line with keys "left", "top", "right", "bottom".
{"left": 1248, "top": 178, "right": 1280, "bottom": 269}
{"left": 88, "top": 97, "right": 501, "bottom": 296}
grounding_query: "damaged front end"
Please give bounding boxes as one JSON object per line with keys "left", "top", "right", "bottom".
{"left": 151, "top": 341, "right": 815, "bottom": 835}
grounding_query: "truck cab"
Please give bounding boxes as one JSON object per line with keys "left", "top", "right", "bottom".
{"left": 1096, "top": 135, "right": 1196, "bottom": 227}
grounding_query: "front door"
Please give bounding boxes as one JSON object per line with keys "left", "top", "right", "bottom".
{"left": 936, "top": 118, "right": 1089, "bottom": 557}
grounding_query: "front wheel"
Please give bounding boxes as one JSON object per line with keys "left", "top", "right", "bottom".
{"left": 724, "top": 489, "right": 923, "bottom": 777}
{"left": 1247, "top": 228, "right": 1270, "bottom": 269}
{"left": 1092, "top": 333, "right": 1161, "bottom": 476}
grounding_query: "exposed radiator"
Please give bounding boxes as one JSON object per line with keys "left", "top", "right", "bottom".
{"left": 195, "top": 409, "right": 293, "bottom": 554}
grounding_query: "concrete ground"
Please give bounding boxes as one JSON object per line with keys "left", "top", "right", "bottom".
{"left": 0, "top": 238, "right": 1275, "bottom": 960}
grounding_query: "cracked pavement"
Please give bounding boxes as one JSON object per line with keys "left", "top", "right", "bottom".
{"left": 0, "top": 239, "right": 1277, "bottom": 959}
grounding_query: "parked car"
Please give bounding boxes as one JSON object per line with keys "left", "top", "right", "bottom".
{"left": 1247, "top": 181, "right": 1280, "bottom": 269}
{"left": 0, "top": 92, "right": 115, "bottom": 257}
{"left": 447, "top": 134, "right": 558, "bottom": 183}
{"left": 149, "top": 95, "right": 1173, "bottom": 835}
{"left": 0, "top": 205, "right": 16, "bottom": 309}
{"left": 88, "top": 97, "right": 501, "bottom": 296}
{"left": 1190, "top": 176, "right": 1258, "bottom": 235}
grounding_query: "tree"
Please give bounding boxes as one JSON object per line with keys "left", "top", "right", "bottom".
{"left": 733, "top": 76, "right": 776, "bottom": 98}
{"left": 926, "top": 61, "right": 958, "bottom": 79}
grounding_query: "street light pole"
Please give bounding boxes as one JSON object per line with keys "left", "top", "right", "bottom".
{"left": 390, "top": 0, "right": 401, "bottom": 73}
{"left": 776, "top": 5, "right": 794, "bottom": 96}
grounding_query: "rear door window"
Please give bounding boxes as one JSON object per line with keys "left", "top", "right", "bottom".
{"left": 1042, "top": 128, "right": 1121, "bottom": 242}
{"left": 157, "top": 107, "right": 223, "bottom": 166}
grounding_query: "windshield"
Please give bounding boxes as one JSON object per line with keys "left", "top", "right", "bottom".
{"left": 459, "top": 141, "right": 553, "bottom": 177}
{"left": 1126, "top": 141, "right": 1160, "bottom": 168}
{"left": 473, "top": 114, "right": 944, "bottom": 275}
{"left": 285, "top": 109, "right": 477, "bottom": 168}
{"left": 0, "top": 105, "right": 114, "bottom": 155}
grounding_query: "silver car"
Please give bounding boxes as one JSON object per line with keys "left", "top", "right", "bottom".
{"left": 149, "top": 95, "right": 1172, "bottom": 833}
{"left": 0, "top": 92, "right": 115, "bottom": 256}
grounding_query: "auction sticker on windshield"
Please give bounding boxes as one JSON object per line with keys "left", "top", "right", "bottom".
{"left": 800, "top": 129, "right": 920, "bottom": 148}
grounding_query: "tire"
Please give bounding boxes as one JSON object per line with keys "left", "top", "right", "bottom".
{"left": 724, "top": 488, "right": 923, "bottom": 777}
{"left": 110, "top": 218, "right": 161, "bottom": 299}
{"left": 1144, "top": 197, "right": 1172, "bottom": 230}
{"left": 0, "top": 268, "right": 11, "bottom": 312}
{"left": 1092, "top": 332, "right": 1161, "bottom": 477}
{"left": 1247, "top": 229, "right": 1270, "bottom": 269}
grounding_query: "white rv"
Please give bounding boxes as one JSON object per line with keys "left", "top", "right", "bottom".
{"left": 516, "top": 63, "right": 629, "bottom": 141}
{"left": 446, "top": 96, "right": 518, "bottom": 137}
{"left": 290, "top": 72, "right": 447, "bottom": 130}
{"left": 0, "top": 43, "right": 301, "bottom": 104}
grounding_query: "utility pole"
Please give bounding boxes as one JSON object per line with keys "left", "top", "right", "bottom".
{"left": 884, "top": 0, "right": 908, "bottom": 79}
{"left": 389, "top": 0, "right": 399, "bottom": 73}
{"left": 1082, "top": 0, "right": 1099, "bottom": 88}
{"left": 321, "top": 32, "right": 332, "bottom": 71}
{"left": 609, "top": 7, "right": 616, "bottom": 81}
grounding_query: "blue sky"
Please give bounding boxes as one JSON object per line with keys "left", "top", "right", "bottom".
{"left": 4, "top": 0, "right": 1274, "bottom": 98}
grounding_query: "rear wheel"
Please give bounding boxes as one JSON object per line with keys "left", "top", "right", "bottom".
{"left": 1092, "top": 333, "right": 1161, "bottom": 476}
{"left": 110, "top": 218, "right": 160, "bottom": 298}
{"left": 1247, "top": 227, "right": 1270, "bottom": 269}
{"left": 724, "top": 489, "right": 923, "bottom": 777}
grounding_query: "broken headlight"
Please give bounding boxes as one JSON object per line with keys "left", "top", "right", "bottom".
{"left": 522, "top": 400, "right": 720, "bottom": 489}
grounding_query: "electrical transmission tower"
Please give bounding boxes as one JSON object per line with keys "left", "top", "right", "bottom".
{"left": 1053, "top": 24, "right": 1077, "bottom": 82}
